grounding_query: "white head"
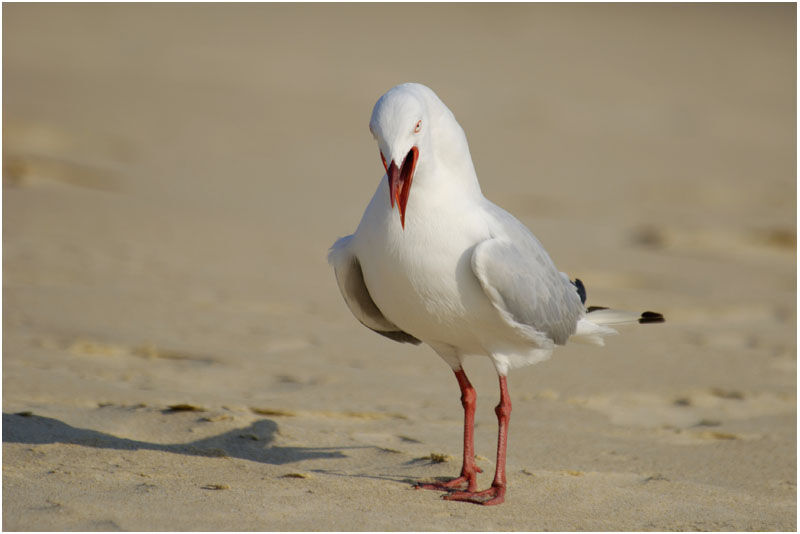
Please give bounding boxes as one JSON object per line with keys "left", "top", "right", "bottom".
{"left": 368, "top": 83, "right": 478, "bottom": 229}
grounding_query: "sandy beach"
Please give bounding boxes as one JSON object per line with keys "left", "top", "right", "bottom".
{"left": 3, "top": 3, "right": 796, "bottom": 530}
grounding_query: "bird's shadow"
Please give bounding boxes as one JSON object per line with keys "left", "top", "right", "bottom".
{"left": 2, "top": 412, "right": 349, "bottom": 465}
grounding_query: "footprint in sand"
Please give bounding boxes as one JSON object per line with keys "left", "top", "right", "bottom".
{"left": 3, "top": 120, "right": 131, "bottom": 191}
{"left": 570, "top": 388, "right": 794, "bottom": 443}
{"left": 631, "top": 224, "right": 795, "bottom": 257}
{"left": 36, "top": 335, "right": 219, "bottom": 365}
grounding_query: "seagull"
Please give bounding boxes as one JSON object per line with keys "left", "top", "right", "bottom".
{"left": 328, "top": 83, "right": 663, "bottom": 505}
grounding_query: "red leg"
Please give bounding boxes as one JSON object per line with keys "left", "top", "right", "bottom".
{"left": 444, "top": 375, "right": 511, "bottom": 505}
{"left": 416, "top": 368, "right": 482, "bottom": 492}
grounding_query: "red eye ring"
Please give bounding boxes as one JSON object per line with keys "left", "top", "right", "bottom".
{"left": 414, "top": 120, "right": 422, "bottom": 133}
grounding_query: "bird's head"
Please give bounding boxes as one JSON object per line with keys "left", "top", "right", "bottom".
{"left": 368, "top": 83, "right": 480, "bottom": 230}
{"left": 368, "top": 84, "right": 431, "bottom": 229}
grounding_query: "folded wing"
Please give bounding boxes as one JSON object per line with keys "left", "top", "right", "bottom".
{"left": 328, "top": 236, "right": 421, "bottom": 345}
{"left": 471, "top": 238, "right": 584, "bottom": 346}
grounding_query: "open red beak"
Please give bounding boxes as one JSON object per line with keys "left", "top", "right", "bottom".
{"left": 384, "top": 146, "right": 419, "bottom": 229}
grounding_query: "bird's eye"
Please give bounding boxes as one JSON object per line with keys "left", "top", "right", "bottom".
{"left": 414, "top": 120, "right": 422, "bottom": 133}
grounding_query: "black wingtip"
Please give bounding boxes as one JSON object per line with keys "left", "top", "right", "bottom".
{"left": 586, "top": 305, "right": 609, "bottom": 313}
{"left": 572, "top": 278, "right": 587, "bottom": 305}
{"left": 639, "top": 311, "right": 665, "bottom": 324}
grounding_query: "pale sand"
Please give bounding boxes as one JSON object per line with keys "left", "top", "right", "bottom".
{"left": 2, "top": 3, "right": 795, "bottom": 531}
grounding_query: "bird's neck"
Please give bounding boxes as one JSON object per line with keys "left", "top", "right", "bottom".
{"left": 418, "top": 118, "right": 483, "bottom": 198}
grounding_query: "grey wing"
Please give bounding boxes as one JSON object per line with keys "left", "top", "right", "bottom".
{"left": 328, "top": 236, "right": 421, "bottom": 345}
{"left": 471, "top": 228, "right": 584, "bottom": 345}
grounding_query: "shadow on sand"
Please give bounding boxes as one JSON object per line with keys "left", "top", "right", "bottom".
{"left": 2, "top": 412, "right": 349, "bottom": 465}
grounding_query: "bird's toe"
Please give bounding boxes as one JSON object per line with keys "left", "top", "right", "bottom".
{"left": 442, "top": 485, "right": 505, "bottom": 506}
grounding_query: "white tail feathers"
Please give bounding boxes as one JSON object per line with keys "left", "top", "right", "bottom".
{"left": 570, "top": 307, "right": 664, "bottom": 346}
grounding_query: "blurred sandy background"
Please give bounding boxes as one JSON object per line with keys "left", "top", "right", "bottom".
{"left": 3, "top": 3, "right": 795, "bottom": 531}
